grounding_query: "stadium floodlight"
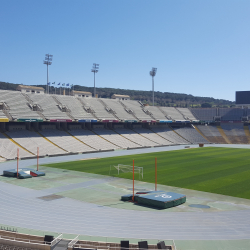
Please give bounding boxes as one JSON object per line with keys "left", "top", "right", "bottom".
{"left": 149, "top": 67, "right": 157, "bottom": 106}
{"left": 43, "top": 54, "right": 53, "bottom": 94}
{"left": 91, "top": 63, "right": 99, "bottom": 98}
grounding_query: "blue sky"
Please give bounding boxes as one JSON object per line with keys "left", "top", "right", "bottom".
{"left": 0, "top": 0, "right": 250, "bottom": 101}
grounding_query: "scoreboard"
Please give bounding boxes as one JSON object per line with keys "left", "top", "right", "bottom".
{"left": 235, "top": 91, "right": 250, "bottom": 105}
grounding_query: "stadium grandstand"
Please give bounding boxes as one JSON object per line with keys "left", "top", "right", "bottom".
{"left": 1, "top": 87, "right": 250, "bottom": 249}
{"left": 0, "top": 88, "right": 250, "bottom": 160}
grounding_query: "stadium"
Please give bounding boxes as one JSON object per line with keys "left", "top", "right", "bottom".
{"left": 0, "top": 86, "right": 250, "bottom": 250}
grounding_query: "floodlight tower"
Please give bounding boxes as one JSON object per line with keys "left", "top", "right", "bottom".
{"left": 43, "top": 54, "right": 53, "bottom": 94}
{"left": 91, "top": 63, "right": 99, "bottom": 98}
{"left": 150, "top": 67, "right": 157, "bottom": 106}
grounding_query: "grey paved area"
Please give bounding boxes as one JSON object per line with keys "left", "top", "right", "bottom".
{"left": 1, "top": 144, "right": 250, "bottom": 244}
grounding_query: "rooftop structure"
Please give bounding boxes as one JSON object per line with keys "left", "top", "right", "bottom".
{"left": 111, "top": 94, "right": 130, "bottom": 100}
{"left": 16, "top": 85, "right": 45, "bottom": 94}
{"left": 71, "top": 90, "right": 92, "bottom": 98}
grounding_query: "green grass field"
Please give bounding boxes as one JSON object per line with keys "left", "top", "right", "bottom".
{"left": 43, "top": 147, "right": 250, "bottom": 199}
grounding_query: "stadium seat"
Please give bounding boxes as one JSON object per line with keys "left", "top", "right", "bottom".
{"left": 138, "top": 241, "right": 148, "bottom": 250}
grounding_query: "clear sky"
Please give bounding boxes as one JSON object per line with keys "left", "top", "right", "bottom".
{"left": 0, "top": 0, "right": 250, "bottom": 101}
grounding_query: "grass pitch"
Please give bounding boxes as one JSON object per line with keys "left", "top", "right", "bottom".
{"left": 43, "top": 147, "right": 250, "bottom": 199}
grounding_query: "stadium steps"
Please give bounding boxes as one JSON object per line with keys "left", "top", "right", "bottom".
{"left": 52, "top": 96, "right": 75, "bottom": 120}
{"left": 216, "top": 126, "right": 231, "bottom": 144}
{"left": 244, "top": 126, "right": 250, "bottom": 143}
{"left": 112, "top": 128, "right": 142, "bottom": 146}
{"left": 175, "top": 108, "right": 188, "bottom": 120}
{"left": 168, "top": 125, "right": 192, "bottom": 144}
{"left": 130, "top": 128, "right": 161, "bottom": 145}
{"left": 77, "top": 98, "right": 99, "bottom": 120}
{"left": 37, "top": 110, "right": 46, "bottom": 120}
{"left": 92, "top": 130, "right": 122, "bottom": 148}
{"left": 53, "top": 239, "right": 70, "bottom": 250}
{"left": 66, "top": 130, "right": 96, "bottom": 150}
{"left": 66, "top": 111, "right": 75, "bottom": 120}
{"left": 22, "top": 93, "right": 45, "bottom": 120}
{"left": 118, "top": 100, "right": 139, "bottom": 121}
{"left": 148, "top": 127, "right": 174, "bottom": 143}
{"left": 1, "top": 131, "right": 35, "bottom": 155}
{"left": 192, "top": 125, "right": 209, "bottom": 141}
{"left": 158, "top": 106, "right": 171, "bottom": 120}
{"left": 2, "top": 109, "right": 13, "bottom": 121}
{"left": 36, "top": 131, "right": 68, "bottom": 152}
{"left": 98, "top": 99, "right": 120, "bottom": 120}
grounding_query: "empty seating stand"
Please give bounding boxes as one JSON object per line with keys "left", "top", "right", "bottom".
{"left": 120, "top": 100, "right": 153, "bottom": 121}
{"left": 101, "top": 98, "right": 136, "bottom": 121}
{"left": 221, "top": 123, "right": 248, "bottom": 144}
{"left": 160, "top": 107, "right": 185, "bottom": 121}
{"left": 0, "top": 90, "right": 41, "bottom": 120}
{"left": 197, "top": 125, "right": 227, "bottom": 144}
{"left": 83, "top": 98, "right": 117, "bottom": 121}
{"left": 39, "top": 129, "right": 93, "bottom": 153}
{"left": 92, "top": 128, "right": 140, "bottom": 149}
{"left": 172, "top": 127, "right": 209, "bottom": 144}
{"left": 219, "top": 108, "right": 243, "bottom": 121}
{"left": 0, "top": 132, "right": 33, "bottom": 159}
{"left": 145, "top": 106, "right": 169, "bottom": 121}
{"left": 69, "top": 128, "right": 119, "bottom": 151}
{"left": 115, "top": 127, "right": 158, "bottom": 147}
{"left": 6, "top": 130, "right": 65, "bottom": 156}
{"left": 177, "top": 108, "right": 198, "bottom": 121}
{"left": 133, "top": 127, "right": 172, "bottom": 145}
{"left": 28, "top": 94, "right": 71, "bottom": 120}
{"left": 191, "top": 108, "right": 216, "bottom": 122}
{"left": 55, "top": 95, "right": 96, "bottom": 120}
{"left": 151, "top": 126, "right": 189, "bottom": 144}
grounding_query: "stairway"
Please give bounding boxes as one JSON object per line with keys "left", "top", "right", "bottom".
{"left": 243, "top": 125, "right": 250, "bottom": 143}
{"left": 216, "top": 125, "right": 231, "bottom": 144}
{"left": 52, "top": 239, "right": 70, "bottom": 250}
{"left": 192, "top": 125, "right": 209, "bottom": 141}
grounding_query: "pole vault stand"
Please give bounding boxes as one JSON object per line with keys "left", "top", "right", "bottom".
{"left": 121, "top": 158, "right": 186, "bottom": 209}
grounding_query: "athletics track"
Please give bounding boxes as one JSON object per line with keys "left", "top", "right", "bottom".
{"left": 0, "top": 144, "right": 250, "bottom": 250}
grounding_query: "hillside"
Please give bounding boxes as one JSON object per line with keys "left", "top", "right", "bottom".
{"left": 0, "top": 81, "right": 234, "bottom": 108}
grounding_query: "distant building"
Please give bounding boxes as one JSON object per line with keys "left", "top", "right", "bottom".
{"left": 111, "top": 94, "right": 130, "bottom": 100}
{"left": 16, "top": 85, "right": 45, "bottom": 94}
{"left": 71, "top": 90, "right": 92, "bottom": 98}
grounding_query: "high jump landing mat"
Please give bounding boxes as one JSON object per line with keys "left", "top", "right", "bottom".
{"left": 121, "top": 190, "right": 186, "bottom": 209}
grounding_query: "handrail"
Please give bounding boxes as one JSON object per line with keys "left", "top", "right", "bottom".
{"left": 72, "top": 243, "right": 176, "bottom": 250}
{"left": 51, "top": 233, "right": 63, "bottom": 246}
{"left": 0, "top": 234, "right": 46, "bottom": 246}
{"left": 1, "top": 226, "right": 176, "bottom": 249}
{"left": 0, "top": 234, "right": 176, "bottom": 250}
{"left": 68, "top": 234, "right": 79, "bottom": 247}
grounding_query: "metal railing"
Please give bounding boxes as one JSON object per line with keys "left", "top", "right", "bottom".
{"left": 50, "top": 233, "right": 63, "bottom": 246}
{"left": 68, "top": 234, "right": 79, "bottom": 247}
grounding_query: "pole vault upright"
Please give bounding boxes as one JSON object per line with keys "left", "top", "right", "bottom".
{"left": 132, "top": 159, "right": 135, "bottom": 201}
{"left": 37, "top": 147, "right": 39, "bottom": 171}
{"left": 17, "top": 148, "right": 19, "bottom": 179}
{"left": 155, "top": 157, "right": 157, "bottom": 191}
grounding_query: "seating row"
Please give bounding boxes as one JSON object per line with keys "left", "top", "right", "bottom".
{"left": 0, "top": 125, "right": 211, "bottom": 160}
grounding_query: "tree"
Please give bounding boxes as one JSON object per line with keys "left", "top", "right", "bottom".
{"left": 201, "top": 102, "right": 212, "bottom": 108}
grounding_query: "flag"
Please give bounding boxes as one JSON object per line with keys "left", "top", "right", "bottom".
{"left": 62, "top": 83, "right": 65, "bottom": 86}
{"left": 58, "top": 82, "right": 61, "bottom": 86}
{"left": 52, "top": 82, "right": 55, "bottom": 85}
{"left": 47, "top": 82, "right": 50, "bottom": 86}
{"left": 66, "top": 83, "right": 69, "bottom": 87}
